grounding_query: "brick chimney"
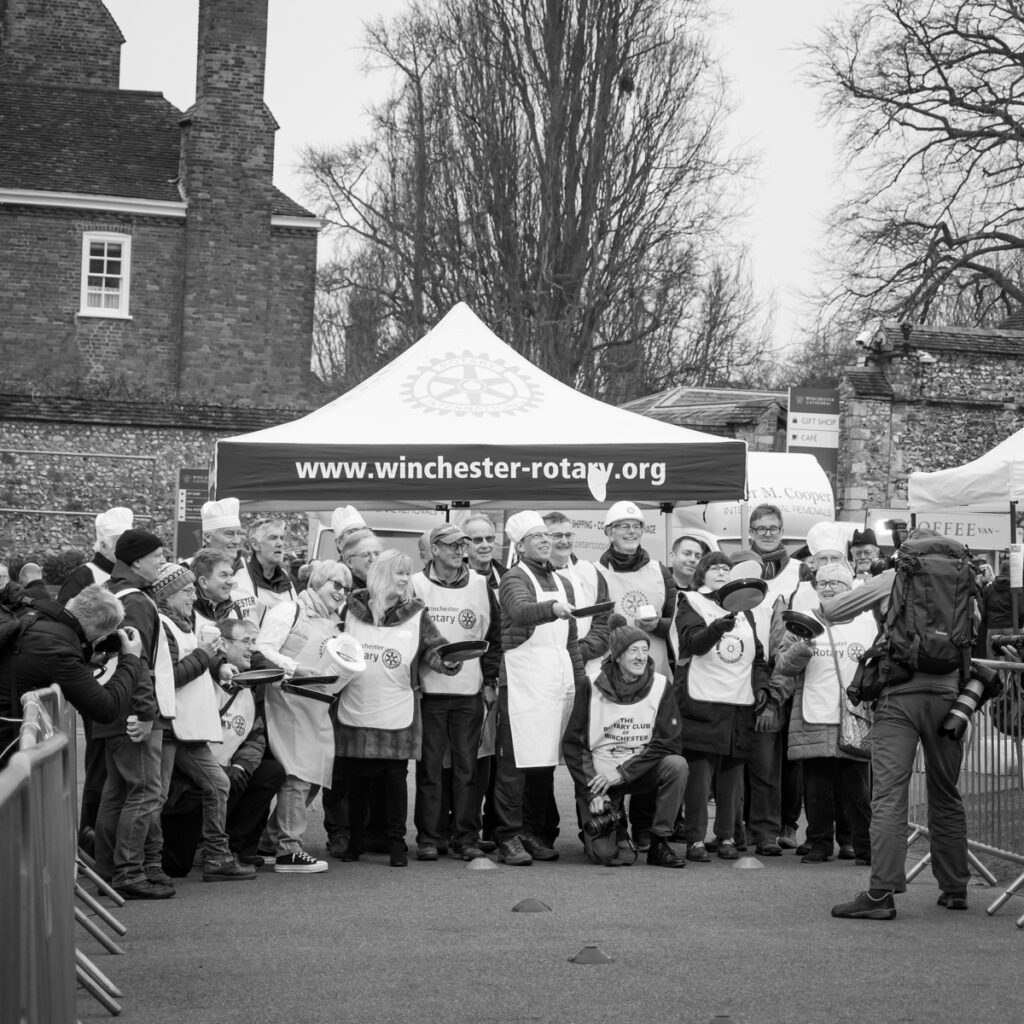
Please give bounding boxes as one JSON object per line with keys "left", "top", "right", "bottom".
{"left": 0, "top": 0, "right": 123, "bottom": 87}
{"left": 177, "top": 0, "right": 288, "bottom": 398}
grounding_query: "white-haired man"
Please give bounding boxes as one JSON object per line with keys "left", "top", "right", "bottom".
{"left": 232, "top": 519, "right": 297, "bottom": 625}
{"left": 331, "top": 505, "right": 367, "bottom": 556}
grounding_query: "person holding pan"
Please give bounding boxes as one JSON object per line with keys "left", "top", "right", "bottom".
{"left": 256, "top": 559, "right": 359, "bottom": 873}
{"left": 410, "top": 524, "right": 501, "bottom": 862}
{"left": 674, "top": 551, "right": 774, "bottom": 862}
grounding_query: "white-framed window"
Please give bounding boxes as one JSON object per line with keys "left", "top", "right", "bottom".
{"left": 79, "top": 232, "right": 132, "bottom": 318}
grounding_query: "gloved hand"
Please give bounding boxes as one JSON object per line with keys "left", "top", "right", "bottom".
{"left": 226, "top": 763, "right": 250, "bottom": 796}
{"left": 710, "top": 614, "right": 736, "bottom": 637}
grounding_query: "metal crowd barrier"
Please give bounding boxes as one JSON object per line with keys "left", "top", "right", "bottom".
{"left": 0, "top": 686, "right": 129, "bottom": 1020}
{"left": 906, "top": 659, "right": 1024, "bottom": 927}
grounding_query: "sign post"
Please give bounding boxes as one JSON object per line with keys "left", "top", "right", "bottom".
{"left": 174, "top": 468, "right": 211, "bottom": 560}
{"left": 787, "top": 388, "right": 840, "bottom": 501}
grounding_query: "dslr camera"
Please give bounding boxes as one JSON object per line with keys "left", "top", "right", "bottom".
{"left": 583, "top": 806, "right": 627, "bottom": 839}
{"left": 991, "top": 634, "right": 1024, "bottom": 655}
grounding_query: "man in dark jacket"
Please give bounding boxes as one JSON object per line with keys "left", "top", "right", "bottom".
{"left": 563, "top": 615, "right": 687, "bottom": 868}
{"left": 0, "top": 585, "right": 144, "bottom": 766}
{"left": 93, "top": 529, "right": 173, "bottom": 900}
{"left": 493, "top": 510, "right": 588, "bottom": 866}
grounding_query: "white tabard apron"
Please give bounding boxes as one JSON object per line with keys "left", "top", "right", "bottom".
{"left": 589, "top": 673, "right": 667, "bottom": 778}
{"left": 336, "top": 613, "right": 420, "bottom": 728}
{"left": 411, "top": 572, "right": 490, "bottom": 695}
{"left": 264, "top": 613, "right": 344, "bottom": 786}
{"left": 557, "top": 559, "right": 603, "bottom": 681}
{"left": 683, "top": 591, "right": 756, "bottom": 705}
{"left": 103, "top": 587, "right": 175, "bottom": 717}
{"left": 802, "top": 610, "right": 878, "bottom": 725}
{"left": 596, "top": 560, "right": 671, "bottom": 677}
{"left": 160, "top": 614, "right": 221, "bottom": 742}
{"left": 87, "top": 561, "right": 112, "bottom": 586}
{"left": 214, "top": 685, "right": 256, "bottom": 767}
{"left": 505, "top": 565, "right": 575, "bottom": 768}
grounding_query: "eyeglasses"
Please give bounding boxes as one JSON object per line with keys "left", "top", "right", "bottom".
{"left": 330, "top": 579, "right": 351, "bottom": 593}
{"left": 814, "top": 580, "right": 849, "bottom": 592}
{"left": 524, "top": 532, "right": 552, "bottom": 541}
{"left": 549, "top": 532, "right": 574, "bottom": 540}
{"left": 752, "top": 525, "right": 782, "bottom": 537}
{"left": 437, "top": 540, "right": 468, "bottom": 550}
{"left": 468, "top": 535, "right": 495, "bottom": 544}
{"left": 227, "top": 637, "right": 256, "bottom": 647}
{"left": 611, "top": 522, "right": 643, "bottom": 533}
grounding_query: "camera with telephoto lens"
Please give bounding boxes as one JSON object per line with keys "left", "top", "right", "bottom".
{"left": 583, "top": 806, "right": 627, "bottom": 838}
{"left": 868, "top": 518, "right": 907, "bottom": 575}
{"left": 938, "top": 663, "right": 1002, "bottom": 741}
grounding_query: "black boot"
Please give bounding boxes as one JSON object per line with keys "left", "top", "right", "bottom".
{"left": 647, "top": 836, "right": 685, "bottom": 869}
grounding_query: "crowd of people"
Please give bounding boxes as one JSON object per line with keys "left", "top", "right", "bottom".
{"left": 1, "top": 495, "right": 1004, "bottom": 920}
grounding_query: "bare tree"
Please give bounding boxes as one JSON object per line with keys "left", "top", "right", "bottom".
{"left": 808, "top": 0, "right": 1024, "bottom": 326}
{"left": 303, "top": 0, "right": 768, "bottom": 396}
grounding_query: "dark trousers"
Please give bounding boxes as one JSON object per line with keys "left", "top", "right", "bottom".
{"left": 802, "top": 756, "right": 870, "bottom": 858}
{"left": 493, "top": 687, "right": 557, "bottom": 842}
{"left": 577, "top": 755, "right": 688, "bottom": 838}
{"left": 868, "top": 688, "right": 969, "bottom": 894}
{"left": 414, "top": 694, "right": 483, "bottom": 847}
{"left": 79, "top": 716, "right": 107, "bottom": 833}
{"left": 745, "top": 729, "right": 782, "bottom": 844}
{"left": 683, "top": 751, "right": 744, "bottom": 845}
{"left": 322, "top": 756, "right": 349, "bottom": 840}
{"left": 160, "top": 757, "right": 286, "bottom": 876}
{"left": 345, "top": 758, "right": 409, "bottom": 848}
{"left": 523, "top": 765, "right": 560, "bottom": 843}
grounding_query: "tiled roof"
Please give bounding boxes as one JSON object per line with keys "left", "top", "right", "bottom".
{"left": 844, "top": 368, "right": 894, "bottom": 400}
{"left": 622, "top": 386, "right": 786, "bottom": 428}
{"left": 0, "top": 82, "right": 314, "bottom": 218}
{"left": 0, "top": 393, "right": 319, "bottom": 432}
{"left": 880, "top": 321, "right": 1024, "bottom": 357}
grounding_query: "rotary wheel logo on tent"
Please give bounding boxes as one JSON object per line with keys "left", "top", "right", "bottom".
{"left": 382, "top": 648, "right": 403, "bottom": 670}
{"left": 458, "top": 608, "right": 478, "bottom": 630}
{"left": 402, "top": 351, "right": 542, "bottom": 417}
{"left": 716, "top": 635, "right": 744, "bottom": 665}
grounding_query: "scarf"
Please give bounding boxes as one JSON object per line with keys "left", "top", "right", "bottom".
{"left": 758, "top": 546, "right": 789, "bottom": 581}
{"left": 596, "top": 659, "right": 655, "bottom": 705}
{"left": 599, "top": 546, "right": 650, "bottom": 574}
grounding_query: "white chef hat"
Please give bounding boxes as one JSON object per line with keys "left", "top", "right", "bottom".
{"left": 505, "top": 510, "right": 547, "bottom": 543}
{"left": 604, "top": 501, "right": 645, "bottom": 528}
{"left": 201, "top": 497, "right": 241, "bottom": 532}
{"left": 331, "top": 505, "right": 366, "bottom": 538}
{"left": 95, "top": 506, "right": 133, "bottom": 544}
{"left": 806, "top": 521, "right": 849, "bottom": 557}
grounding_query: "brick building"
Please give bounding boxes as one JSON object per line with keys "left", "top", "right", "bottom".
{"left": 0, "top": 0, "right": 324, "bottom": 560}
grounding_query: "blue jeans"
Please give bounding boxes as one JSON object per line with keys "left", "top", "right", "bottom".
{"left": 171, "top": 742, "right": 231, "bottom": 861}
{"left": 94, "top": 729, "right": 164, "bottom": 887}
{"left": 414, "top": 694, "right": 483, "bottom": 847}
{"left": 869, "top": 687, "right": 969, "bottom": 894}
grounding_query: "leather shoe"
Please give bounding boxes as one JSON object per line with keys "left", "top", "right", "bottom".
{"left": 755, "top": 841, "right": 783, "bottom": 857}
{"left": 115, "top": 878, "right": 175, "bottom": 900}
{"left": 837, "top": 844, "right": 856, "bottom": 860}
{"left": 647, "top": 836, "right": 685, "bottom": 868}
{"left": 454, "top": 843, "right": 486, "bottom": 861}
{"left": 801, "top": 847, "right": 833, "bottom": 863}
{"left": 390, "top": 842, "right": 408, "bottom": 867}
{"left": 717, "top": 840, "right": 740, "bottom": 861}
{"left": 416, "top": 843, "right": 439, "bottom": 861}
{"left": 327, "top": 834, "right": 349, "bottom": 860}
{"left": 686, "top": 842, "right": 711, "bottom": 863}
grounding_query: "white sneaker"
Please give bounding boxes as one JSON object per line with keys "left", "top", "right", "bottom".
{"left": 274, "top": 850, "right": 328, "bottom": 873}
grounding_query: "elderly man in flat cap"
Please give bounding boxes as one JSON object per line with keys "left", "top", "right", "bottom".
{"left": 492, "top": 510, "right": 588, "bottom": 865}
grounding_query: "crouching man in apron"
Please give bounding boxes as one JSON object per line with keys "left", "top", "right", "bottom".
{"left": 493, "top": 511, "right": 588, "bottom": 866}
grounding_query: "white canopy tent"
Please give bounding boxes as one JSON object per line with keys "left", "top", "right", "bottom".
{"left": 215, "top": 303, "right": 747, "bottom": 512}
{"left": 907, "top": 425, "right": 1024, "bottom": 513}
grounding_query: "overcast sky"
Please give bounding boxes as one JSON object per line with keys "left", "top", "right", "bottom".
{"left": 103, "top": 0, "right": 852, "bottom": 355}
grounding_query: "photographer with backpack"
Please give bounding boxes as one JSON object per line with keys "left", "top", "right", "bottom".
{"left": 825, "top": 527, "right": 993, "bottom": 921}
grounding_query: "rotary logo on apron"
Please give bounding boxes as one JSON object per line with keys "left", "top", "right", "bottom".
{"left": 223, "top": 714, "right": 247, "bottom": 737}
{"left": 458, "top": 608, "right": 477, "bottom": 629}
{"left": 716, "top": 635, "right": 745, "bottom": 665}
{"left": 381, "top": 648, "right": 403, "bottom": 669}
{"left": 619, "top": 589, "right": 650, "bottom": 617}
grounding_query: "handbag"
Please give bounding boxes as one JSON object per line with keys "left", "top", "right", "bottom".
{"left": 824, "top": 623, "right": 873, "bottom": 759}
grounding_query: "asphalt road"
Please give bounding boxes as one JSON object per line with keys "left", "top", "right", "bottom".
{"left": 75, "top": 770, "right": 1024, "bottom": 1024}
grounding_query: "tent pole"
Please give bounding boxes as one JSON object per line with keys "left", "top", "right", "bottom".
{"left": 1011, "top": 502, "right": 1019, "bottom": 631}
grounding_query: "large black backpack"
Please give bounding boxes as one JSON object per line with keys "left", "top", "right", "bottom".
{"left": 884, "top": 536, "right": 979, "bottom": 682}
